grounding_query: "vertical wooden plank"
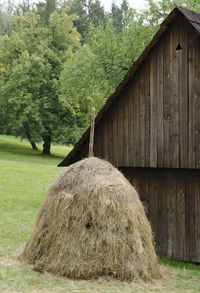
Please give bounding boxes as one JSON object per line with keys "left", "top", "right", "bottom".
{"left": 143, "top": 170, "right": 150, "bottom": 219}
{"left": 97, "top": 124, "right": 104, "bottom": 159}
{"left": 186, "top": 171, "right": 196, "bottom": 261}
{"left": 102, "top": 117, "right": 108, "bottom": 160}
{"left": 195, "top": 36, "right": 200, "bottom": 168}
{"left": 132, "top": 175, "right": 140, "bottom": 195}
{"left": 179, "top": 17, "right": 189, "bottom": 168}
{"left": 157, "top": 41, "right": 164, "bottom": 167}
{"left": 169, "top": 22, "right": 179, "bottom": 168}
{"left": 144, "top": 62, "right": 150, "bottom": 167}
{"left": 156, "top": 170, "right": 162, "bottom": 255}
{"left": 150, "top": 47, "right": 157, "bottom": 167}
{"left": 157, "top": 169, "right": 168, "bottom": 257}
{"left": 94, "top": 125, "right": 100, "bottom": 158}
{"left": 118, "top": 94, "right": 124, "bottom": 166}
{"left": 167, "top": 170, "right": 177, "bottom": 259}
{"left": 112, "top": 101, "right": 119, "bottom": 166}
{"left": 89, "top": 107, "right": 95, "bottom": 157}
{"left": 128, "top": 80, "right": 134, "bottom": 166}
{"left": 188, "top": 27, "right": 196, "bottom": 168}
{"left": 148, "top": 171, "right": 159, "bottom": 251}
{"left": 107, "top": 107, "right": 114, "bottom": 164}
{"left": 133, "top": 78, "right": 140, "bottom": 166}
{"left": 123, "top": 92, "right": 129, "bottom": 166}
{"left": 195, "top": 171, "right": 200, "bottom": 262}
{"left": 163, "top": 28, "right": 170, "bottom": 167}
{"left": 176, "top": 170, "right": 186, "bottom": 261}
{"left": 81, "top": 141, "right": 89, "bottom": 159}
{"left": 195, "top": 38, "right": 200, "bottom": 169}
{"left": 139, "top": 66, "right": 145, "bottom": 167}
{"left": 139, "top": 170, "right": 149, "bottom": 217}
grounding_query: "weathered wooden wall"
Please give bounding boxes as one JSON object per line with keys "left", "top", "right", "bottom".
{"left": 91, "top": 14, "right": 200, "bottom": 169}
{"left": 119, "top": 167, "right": 200, "bottom": 262}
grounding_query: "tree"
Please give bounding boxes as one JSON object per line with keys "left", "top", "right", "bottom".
{"left": 87, "top": 0, "right": 107, "bottom": 28}
{"left": 0, "top": 10, "right": 80, "bottom": 154}
{"left": 86, "top": 12, "right": 154, "bottom": 92}
{"left": 58, "top": 12, "right": 154, "bottom": 133}
{"left": 36, "top": 0, "right": 57, "bottom": 25}
{"left": 63, "top": 0, "right": 88, "bottom": 41}
{"left": 144, "top": 0, "right": 200, "bottom": 27}
{"left": 62, "top": 0, "right": 107, "bottom": 42}
{"left": 110, "top": 0, "right": 129, "bottom": 33}
{"left": 58, "top": 44, "right": 108, "bottom": 142}
{"left": 111, "top": 1, "right": 123, "bottom": 33}
{"left": 0, "top": 1, "right": 13, "bottom": 35}
{"left": 14, "top": 0, "right": 35, "bottom": 16}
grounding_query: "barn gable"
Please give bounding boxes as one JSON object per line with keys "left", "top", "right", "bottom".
{"left": 59, "top": 6, "right": 200, "bottom": 168}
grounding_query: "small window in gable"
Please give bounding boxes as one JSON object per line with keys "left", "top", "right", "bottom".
{"left": 176, "top": 43, "right": 182, "bottom": 51}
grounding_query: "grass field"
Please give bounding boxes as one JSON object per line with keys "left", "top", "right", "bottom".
{"left": 1, "top": 135, "right": 200, "bottom": 292}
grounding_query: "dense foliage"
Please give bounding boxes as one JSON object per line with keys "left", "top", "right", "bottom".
{"left": 0, "top": 0, "right": 200, "bottom": 153}
{"left": 0, "top": 8, "right": 80, "bottom": 153}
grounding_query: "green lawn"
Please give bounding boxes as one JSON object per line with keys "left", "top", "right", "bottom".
{"left": 1, "top": 135, "right": 200, "bottom": 292}
{"left": 0, "top": 135, "right": 70, "bottom": 165}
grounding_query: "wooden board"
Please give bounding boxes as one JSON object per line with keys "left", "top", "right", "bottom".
{"left": 163, "top": 25, "right": 171, "bottom": 168}
{"left": 149, "top": 48, "right": 157, "bottom": 167}
{"left": 102, "top": 117, "right": 108, "bottom": 160}
{"left": 149, "top": 171, "right": 159, "bottom": 251}
{"left": 169, "top": 20, "right": 179, "bottom": 168}
{"left": 107, "top": 107, "right": 114, "bottom": 164}
{"left": 139, "top": 66, "right": 145, "bottom": 167}
{"left": 167, "top": 171, "right": 177, "bottom": 258}
{"left": 157, "top": 169, "right": 168, "bottom": 256}
{"left": 117, "top": 94, "right": 124, "bottom": 166}
{"left": 93, "top": 123, "right": 98, "bottom": 157}
{"left": 188, "top": 26, "right": 196, "bottom": 168}
{"left": 196, "top": 38, "right": 200, "bottom": 168}
{"left": 112, "top": 101, "right": 119, "bottom": 166}
{"left": 123, "top": 90, "right": 129, "bottom": 166}
{"left": 128, "top": 79, "right": 134, "bottom": 166}
{"left": 186, "top": 172, "right": 196, "bottom": 261}
{"left": 157, "top": 40, "right": 164, "bottom": 167}
{"left": 195, "top": 172, "right": 200, "bottom": 261}
{"left": 176, "top": 170, "right": 186, "bottom": 260}
{"left": 132, "top": 78, "right": 140, "bottom": 166}
{"left": 179, "top": 17, "right": 189, "bottom": 168}
{"left": 144, "top": 62, "right": 150, "bottom": 167}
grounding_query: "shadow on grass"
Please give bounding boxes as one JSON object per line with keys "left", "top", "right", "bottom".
{"left": 0, "top": 141, "right": 65, "bottom": 159}
{"left": 0, "top": 141, "right": 40, "bottom": 155}
{"left": 0, "top": 137, "right": 69, "bottom": 166}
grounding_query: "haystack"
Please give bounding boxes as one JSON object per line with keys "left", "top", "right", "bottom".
{"left": 20, "top": 157, "right": 161, "bottom": 282}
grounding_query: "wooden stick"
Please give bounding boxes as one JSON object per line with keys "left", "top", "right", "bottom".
{"left": 89, "top": 107, "right": 95, "bottom": 157}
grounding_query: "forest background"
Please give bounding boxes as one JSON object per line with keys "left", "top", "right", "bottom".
{"left": 0, "top": 0, "right": 199, "bottom": 154}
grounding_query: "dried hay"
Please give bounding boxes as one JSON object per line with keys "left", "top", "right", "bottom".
{"left": 20, "top": 157, "right": 161, "bottom": 282}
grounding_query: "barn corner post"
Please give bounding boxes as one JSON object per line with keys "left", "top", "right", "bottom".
{"left": 89, "top": 107, "right": 95, "bottom": 157}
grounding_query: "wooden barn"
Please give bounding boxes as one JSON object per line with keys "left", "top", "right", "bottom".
{"left": 59, "top": 6, "right": 200, "bottom": 263}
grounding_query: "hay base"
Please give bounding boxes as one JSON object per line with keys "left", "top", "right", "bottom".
{"left": 20, "top": 157, "right": 161, "bottom": 282}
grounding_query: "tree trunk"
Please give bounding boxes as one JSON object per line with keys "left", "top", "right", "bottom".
{"left": 42, "top": 135, "right": 51, "bottom": 155}
{"left": 26, "top": 132, "right": 38, "bottom": 151}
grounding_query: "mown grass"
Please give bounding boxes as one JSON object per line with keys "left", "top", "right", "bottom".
{"left": 1, "top": 135, "right": 200, "bottom": 292}
{"left": 0, "top": 135, "right": 70, "bottom": 165}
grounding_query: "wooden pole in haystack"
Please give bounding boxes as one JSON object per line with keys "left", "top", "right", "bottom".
{"left": 89, "top": 107, "right": 95, "bottom": 157}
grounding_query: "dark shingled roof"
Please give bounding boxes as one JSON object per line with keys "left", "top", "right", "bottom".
{"left": 58, "top": 6, "right": 200, "bottom": 167}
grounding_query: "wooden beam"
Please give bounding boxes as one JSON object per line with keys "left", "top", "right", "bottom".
{"left": 89, "top": 107, "right": 95, "bottom": 157}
